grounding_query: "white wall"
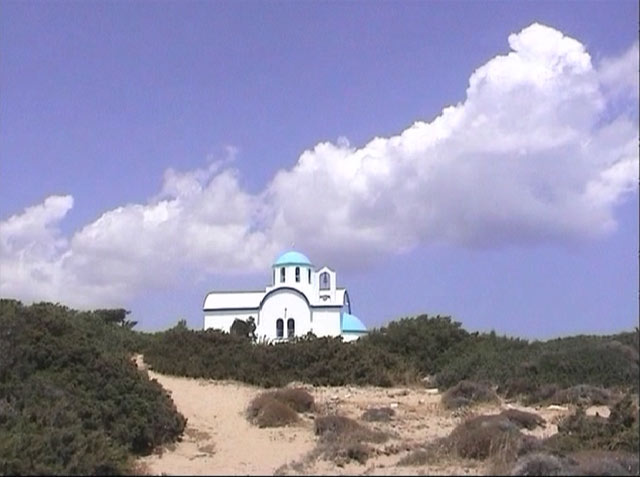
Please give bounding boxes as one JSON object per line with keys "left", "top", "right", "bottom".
{"left": 311, "top": 308, "right": 342, "bottom": 337}
{"left": 203, "top": 310, "right": 258, "bottom": 333}
{"left": 258, "top": 289, "right": 312, "bottom": 340}
{"left": 342, "top": 331, "right": 367, "bottom": 342}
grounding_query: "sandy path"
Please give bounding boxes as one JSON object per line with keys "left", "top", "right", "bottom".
{"left": 134, "top": 355, "right": 572, "bottom": 476}
{"left": 135, "top": 357, "right": 316, "bottom": 475}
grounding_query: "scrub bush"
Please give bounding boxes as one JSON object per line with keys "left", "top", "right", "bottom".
{"left": 0, "top": 300, "right": 186, "bottom": 475}
{"left": 361, "top": 406, "right": 395, "bottom": 422}
{"left": 441, "top": 380, "right": 500, "bottom": 409}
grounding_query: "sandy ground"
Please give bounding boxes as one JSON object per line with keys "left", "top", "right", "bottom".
{"left": 134, "top": 355, "right": 579, "bottom": 476}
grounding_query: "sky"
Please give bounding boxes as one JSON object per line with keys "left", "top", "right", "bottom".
{"left": 1, "top": 0, "right": 638, "bottom": 339}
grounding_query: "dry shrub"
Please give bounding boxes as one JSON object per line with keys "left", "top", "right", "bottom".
{"left": 397, "top": 449, "right": 429, "bottom": 466}
{"left": 254, "top": 399, "right": 299, "bottom": 428}
{"left": 313, "top": 415, "right": 388, "bottom": 466}
{"left": 448, "top": 414, "right": 533, "bottom": 461}
{"left": 522, "top": 384, "right": 560, "bottom": 406}
{"left": 246, "top": 387, "right": 314, "bottom": 428}
{"left": 550, "top": 384, "right": 613, "bottom": 406}
{"left": 246, "top": 392, "right": 276, "bottom": 420}
{"left": 314, "top": 415, "right": 363, "bottom": 438}
{"left": 441, "top": 380, "right": 500, "bottom": 409}
{"left": 500, "top": 409, "right": 546, "bottom": 430}
{"left": 510, "top": 452, "right": 572, "bottom": 476}
{"left": 361, "top": 406, "right": 395, "bottom": 422}
{"left": 247, "top": 391, "right": 299, "bottom": 428}
{"left": 571, "top": 450, "right": 639, "bottom": 476}
{"left": 271, "top": 388, "right": 315, "bottom": 413}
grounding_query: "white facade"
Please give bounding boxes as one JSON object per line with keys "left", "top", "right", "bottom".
{"left": 203, "top": 251, "right": 367, "bottom": 342}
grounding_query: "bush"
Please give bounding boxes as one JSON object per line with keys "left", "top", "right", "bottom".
{"left": 0, "top": 300, "right": 186, "bottom": 475}
{"left": 447, "top": 414, "right": 526, "bottom": 460}
{"left": 550, "top": 385, "right": 614, "bottom": 406}
{"left": 361, "top": 406, "right": 395, "bottom": 422}
{"left": 246, "top": 388, "right": 312, "bottom": 428}
{"left": 499, "top": 409, "right": 546, "bottom": 430}
{"left": 441, "top": 380, "right": 500, "bottom": 409}
{"left": 271, "top": 388, "right": 315, "bottom": 413}
{"left": 253, "top": 399, "right": 299, "bottom": 428}
{"left": 144, "top": 328, "right": 416, "bottom": 388}
{"left": 570, "top": 450, "right": 639, "bottom": 476}
{"left": 542, "top": 394, "right": 639, "bottom": 455}
{"left": 313, "top": 415, "right": 387, "bottom": 466}
{"left": 397, "top": 449, "right": 429, "bottom": 466}
{"left": 510, "top": 452, "right": 572, "bottom": 476}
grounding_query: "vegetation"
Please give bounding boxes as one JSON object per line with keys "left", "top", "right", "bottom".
{"left": 313, "top": 415, "right": 388, "bottom": 466}
{"left": 142, "top": 324, "right": 415, "bottom": 387}
{"left": 1, "top": 299, "right": 637, "bottom": 474}
{"left": 441, "top": 380, "right": 500, "bottom": 409}
{"left": 142, "top": 315, "right": 638, "bottom": 399}
{"left": 246, "top": 387, "right": 315, "bottom": 428}
{"left": 361, "top": 406, "right": 395, "bottom": 422}
{"left": 0, "top": 300, "right": 186, "bottom": 475}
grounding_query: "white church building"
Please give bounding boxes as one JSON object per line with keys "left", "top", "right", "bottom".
{"left": 203, "top": 251, "right": 367, "bottom": 342}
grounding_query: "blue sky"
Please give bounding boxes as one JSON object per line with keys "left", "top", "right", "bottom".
{"left": 1, "top": 1, "right": 638, "bottom": 338}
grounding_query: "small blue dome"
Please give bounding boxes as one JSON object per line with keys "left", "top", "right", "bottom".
{"left": 341, "top": 312, "right": 367, "bottom": 332}
{"left": 274, "top": 250, "right": 312, "bottom": 267}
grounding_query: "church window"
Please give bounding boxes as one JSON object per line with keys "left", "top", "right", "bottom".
{"left": 308, "top": 269, "right": 311, "bottom": 283}
{"left": 276, "top": 319, "right": 284, "bottom": 338}
{"left": 280, "top": 267, "right": 285, "bottom": 283}
{"left": 295, "top": 267, "right": 300, "bottom": 282}
{"left": 320, "top": 271, "right": 330, "bottom": 290}
{"left": 287, "top": 318, "right": 295, "bottom": 338}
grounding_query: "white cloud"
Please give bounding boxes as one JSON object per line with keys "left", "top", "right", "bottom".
{"left": 1, "top": 23, "right": 638, "bottom": 308}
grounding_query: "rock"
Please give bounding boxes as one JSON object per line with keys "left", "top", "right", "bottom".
{"left": 547, "top": 405, "right": 568, "bottom": 411}
{"left": 425, "top": 388, "right": 439, "bottom": 395}
{"left": 390, "top": 402, "right": 399, "bottom": 409}
{"left": 586, "top": 405, "right": 610, "bottom": 418}
{"left": 344, "top": 393, "right": 352, "bottom": 399}
{"left": 418, "top": 399, "right": 425, "bottom": 405}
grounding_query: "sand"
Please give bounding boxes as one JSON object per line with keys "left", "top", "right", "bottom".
{"left": 134, "top": 355, "right": 576, "bottom": 476}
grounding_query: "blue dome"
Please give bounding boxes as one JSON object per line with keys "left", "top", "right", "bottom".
{"left": 341, "top": 312, "right": 367, "bottom": 333}
{"left": 273, "top": 250, "right": 312, "bottom": 267}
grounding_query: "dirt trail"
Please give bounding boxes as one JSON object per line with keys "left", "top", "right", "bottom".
{"left": 135, "top": 356, "right": 316, "bottom": 475}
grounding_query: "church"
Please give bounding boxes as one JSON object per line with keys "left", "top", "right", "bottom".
{"left": 203, "top": 251, "right": 367, "bottom": 342}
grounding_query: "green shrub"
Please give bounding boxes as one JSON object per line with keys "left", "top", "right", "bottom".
{"left": 0, "top": 300, "right": 186, "bottom": 475}
{"left": 143, "top": 327, "right": 416, "bottom": 388}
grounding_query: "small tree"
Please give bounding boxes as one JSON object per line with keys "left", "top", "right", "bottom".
{"left": 230, "top": 317, "right": 257, "bottom": 342}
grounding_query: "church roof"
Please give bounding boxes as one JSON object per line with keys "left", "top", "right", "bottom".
{"left": 273, "top": 250, "right": 312, "bottom": 267}
{"left": 341, "top": 312, "right": 367, "bottom": 333}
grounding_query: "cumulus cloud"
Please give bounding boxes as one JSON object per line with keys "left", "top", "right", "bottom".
{"left": 1, "top": 23, "right": 638, "bottom": 307}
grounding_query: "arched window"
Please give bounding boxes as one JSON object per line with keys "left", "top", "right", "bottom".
{"left": 276, "top": 319, "right": 284, "bottom": 338}
{"left": 280, "top": 267, "right": 285, "bottom": 283}
{"left": 308, "top": 269, "right": 311, "bottom": 283}
{"left": 320, "top": 271, "right": 330, "bottom": 290}
{"left": 295, "top": 267, "right": 300, "bottom": 282}
{"left": 287, "top": 318, "right": 295, "bottom": 338}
